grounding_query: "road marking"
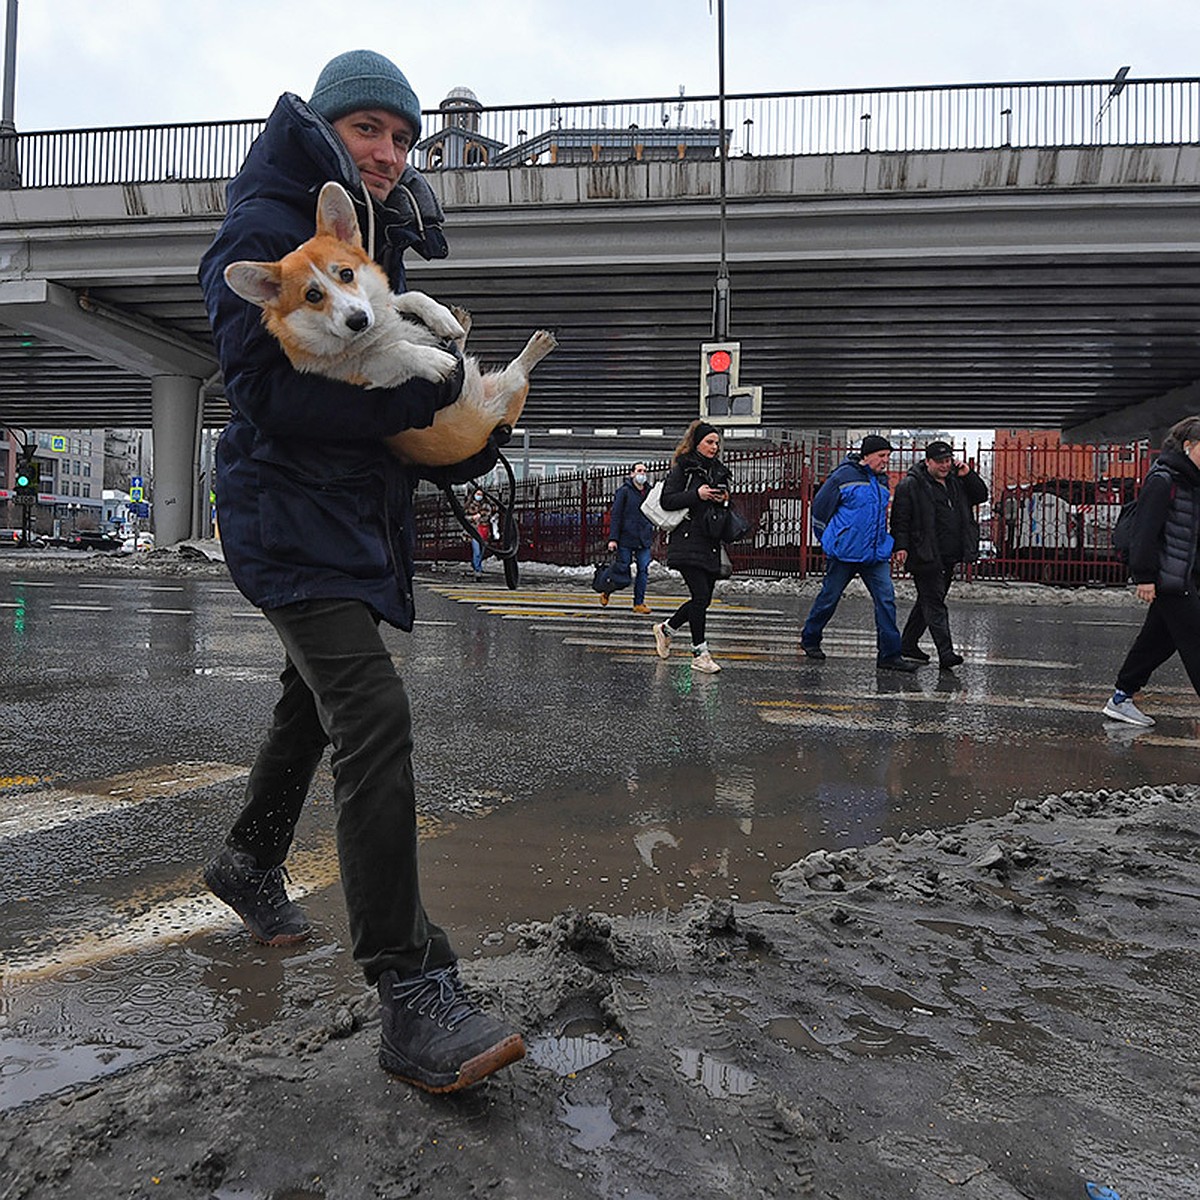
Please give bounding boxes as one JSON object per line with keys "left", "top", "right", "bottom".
{"left": 0, "top": 761, "right": 251, "bottom": 842}
{"left": 8, "top": 581, "right": 54, "bottom": 587}
{"left": 136, "top": 608, "right": 195, "bottom": 615}
{"left": 49, "top": 604, "right": 112, "bottom": 612}
{"left": 1, "top": 809, "right": 475, "bottom": 982}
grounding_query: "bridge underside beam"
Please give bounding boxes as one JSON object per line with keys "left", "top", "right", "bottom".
{"left": 1064, "top": 378, "right": 1200, "bottom": 444}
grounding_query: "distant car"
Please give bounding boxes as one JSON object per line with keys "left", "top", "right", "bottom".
{"left": 0, "top": 528, "right": 47, "bottom": 548}
{"left": 66, "top": 529, "right": 123, "bottom": 552}
{"left": 120, "top": 533, "right": 156, "bottom": 552}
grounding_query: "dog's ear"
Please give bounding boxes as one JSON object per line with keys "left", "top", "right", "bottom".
{"left": 224, "top": 261, "right": 283, "bottom": 307}
{"left": 315, "top": 181, "right": 362, "bottom": 247}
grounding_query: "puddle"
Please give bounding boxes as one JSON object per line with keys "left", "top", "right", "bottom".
{"left": 674, "top": 1046, "right": 755, "bottom": 1097}
{"left": 528, "top": 1033, "right": 620, "bottom": 1077}
{"left": 766, "top": 1012, "right": 943, "bottom": 1058}
{"left": 559, "top": 1097, "right": 619, "bottom": 1150}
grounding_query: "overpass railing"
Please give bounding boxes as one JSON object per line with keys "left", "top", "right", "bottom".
{"left": 1, "top": 77, "right": 1197, "bottom": 189}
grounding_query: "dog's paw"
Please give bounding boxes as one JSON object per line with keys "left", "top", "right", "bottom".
{"left": 412, "top": 345, "right": 460, "bottom": 383}
{"left": 449, "top": 306, "right": 473, "bottom": 339}
{"left": 393, "top": 292, "right": 465, "bottom": 341}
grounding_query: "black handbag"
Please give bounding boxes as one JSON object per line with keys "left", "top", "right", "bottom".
{"left": 591, "top": 556, "right": 633, "bottom": 593}
{"left": 703, "top": 503, "right": 751, "bottom": 543}
{"left": 722, "top": 504, "right": 751, "bottom": 542}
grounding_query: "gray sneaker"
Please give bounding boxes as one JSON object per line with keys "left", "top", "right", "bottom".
{"left": 1102, "top": 694, "right": 1154, "bottom": 727}
{"left": 204, "top": 847, "right": 312, "bottom": 945}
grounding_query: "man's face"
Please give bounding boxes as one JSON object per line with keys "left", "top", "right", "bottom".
{"left": 926, "top": 455, "right": 955, "bottom": 480}
{"left": 331, "top": 109, "right": 415, "bottom": 201}
{"left": 862, "top": 449, "right": 890, "bottom": 473}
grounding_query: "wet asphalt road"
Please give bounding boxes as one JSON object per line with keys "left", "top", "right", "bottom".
{"left": 1, "top": 560, "right": 1197, "bottom": 1110}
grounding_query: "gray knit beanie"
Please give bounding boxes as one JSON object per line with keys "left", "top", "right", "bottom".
{"left": 309, "top": 50, "right": 422, "bottom": 137}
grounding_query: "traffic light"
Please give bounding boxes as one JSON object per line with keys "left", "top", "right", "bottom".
{"left": 14, "top": 459, "right": 39, "bottom": 502}
{"left": 699, "top": 341, "right": 762, "bottom": 426}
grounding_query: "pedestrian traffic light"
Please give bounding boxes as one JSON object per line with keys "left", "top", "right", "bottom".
{"left": 699, "top": 341, "right": 762, "bottom": 426}
{"left": 14, "top": 459, "right": 39, "bottom": 501}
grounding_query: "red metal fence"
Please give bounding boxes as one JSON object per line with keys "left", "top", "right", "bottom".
{"left": 415, "top": 437, "right": 1153, "bottom": 586}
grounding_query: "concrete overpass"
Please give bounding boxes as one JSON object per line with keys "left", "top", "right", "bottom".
{"left": 2, "top": 84, "right": 1200, "bottom": 541}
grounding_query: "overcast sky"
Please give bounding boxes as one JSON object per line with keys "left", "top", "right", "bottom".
{"left": 8, "top": 0, "right": 1197, "bottom": 130}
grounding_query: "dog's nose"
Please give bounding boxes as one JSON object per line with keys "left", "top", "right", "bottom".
{"left": 346, "top": 310, "right": 370, "bottom": 333}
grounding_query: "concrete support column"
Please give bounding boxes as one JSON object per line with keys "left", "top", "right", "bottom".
{"left": 151, "top": 375, "right": 201, "bottom": 547}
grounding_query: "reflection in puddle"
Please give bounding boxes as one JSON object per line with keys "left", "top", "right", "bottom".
{"left": 528, "top": 1033, "right": 620, "bottom": 1077}
{"left": 674, "top": 1046, "right": 755, "bottom": 1097}
{"left": 766, "top": 1013, "right": 942, "bottom": 1058}
{"left": 559, "top": 1097, "right": 619, "bottom": 1150}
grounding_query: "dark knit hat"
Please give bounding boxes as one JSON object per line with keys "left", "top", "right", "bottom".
{"left": 693, "top": 421, "right": 720, "bottom": 445}
{"left": 309, "top": 50, "right": 422, "bottom": 137}
{"left": 859, "top": 434, "right": 893, "bottom": 456}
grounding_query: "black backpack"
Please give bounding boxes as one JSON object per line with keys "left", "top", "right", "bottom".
{"left": 1112, "top": 465, "right": 1173, "bottom": 564}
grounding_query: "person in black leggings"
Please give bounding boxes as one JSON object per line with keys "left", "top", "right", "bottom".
{"left": 652, "top": 420, "right": 734, "bottom": 673}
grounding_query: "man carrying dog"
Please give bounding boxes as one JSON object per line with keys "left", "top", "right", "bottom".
{"left": 198, "top": 50, "right": 524, "bottom": 1093}
{"left": 891, "top": 440, "right": 989, "bottom": 670}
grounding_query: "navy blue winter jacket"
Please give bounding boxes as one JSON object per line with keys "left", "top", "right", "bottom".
{"left": 812, "top": 454, "right": 895, "bottom": 564}
{"left": 198, "top": 93, "right": 491, "bottom": 629}
{"left": 608, "top": 480, "right": 655, "bottom": 549}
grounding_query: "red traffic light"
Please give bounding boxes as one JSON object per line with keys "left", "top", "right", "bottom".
{"left": 707, "top": 349, "right": 733, "bottom": 373}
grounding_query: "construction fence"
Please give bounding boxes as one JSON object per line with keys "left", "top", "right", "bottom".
{"left": 414, "top": 437, "right": 1153, "bottom": 587}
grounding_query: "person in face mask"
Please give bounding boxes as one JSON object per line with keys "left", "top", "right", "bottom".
{"left": 464, "top": 486, "right": 496, "bottom": 580}
{"left": 603, "top": 462, "right": 657, "bottom": 613}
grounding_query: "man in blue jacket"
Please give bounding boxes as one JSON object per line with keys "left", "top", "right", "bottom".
{"left": 603, "top": 462, "right": 656, "bottom": 612}
{"left": 197, "top": 50, "right": 524, "bottom": 1093}
{"left": 800, "top": 435, "right": 917, "bottom": 672}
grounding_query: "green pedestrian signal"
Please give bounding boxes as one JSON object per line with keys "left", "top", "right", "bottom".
{"left": 14, "top": 460, "right": 39, "bottom": 500}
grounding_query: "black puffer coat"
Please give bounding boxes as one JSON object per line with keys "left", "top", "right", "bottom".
{"left": 1128, "top": 448, "right": 1200, "bottom": 594}
{"left": 891, "top": 462, "right": 988, "bottom": 565}
{"left": 661, "top": 451, "right": 734, "bottom": 576}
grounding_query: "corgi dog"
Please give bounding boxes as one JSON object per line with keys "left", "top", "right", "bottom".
{"left": 223, "top": 180, "right": 557, "bottom": 467}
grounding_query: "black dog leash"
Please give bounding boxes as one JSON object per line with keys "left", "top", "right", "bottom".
{"left": 441, "top": 425, "right": 521, "bottom": 590}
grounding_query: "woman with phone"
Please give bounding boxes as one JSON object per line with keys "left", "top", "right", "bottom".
{"left": 651, "top": 420, "right": 734, "bottom": 673}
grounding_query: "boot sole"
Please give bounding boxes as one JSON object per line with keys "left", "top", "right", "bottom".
{"left": 380, "top": 1033, "right": 526, "bottom": 1093}
{"left": 204, "top": 868, "right": 313, "bottom": 947}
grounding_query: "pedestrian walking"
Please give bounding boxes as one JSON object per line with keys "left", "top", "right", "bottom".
{"left": 800, "top": 435, "right": 917, "bottom": 672}
{"left": 891, "top": 441, "right": 989, "bottom": 670}
{"left": 1102, "top": 415, "right": 1200, "bottom": 727}
{"left": 603, "top": 462, "right": 656, "bottom": 612}
{"left": 464, "top": 486, "right": 495, "bottom": 579}
{"left": 197, "top": 49, "right": 524, "bottom": 1093}
{"left": 652, "top": 421, "right": 733, "bottom": 673}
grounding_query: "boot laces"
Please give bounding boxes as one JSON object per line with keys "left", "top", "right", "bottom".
{"left": 391, "top": 965, "right": 478, "bottom": 1030}
{"left": 249, "top": 862, "right": 294, "bottom": 910}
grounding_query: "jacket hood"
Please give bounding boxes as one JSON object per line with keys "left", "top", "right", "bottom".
{"left": 226, "top": 93, "right": 449, "bottom": 262}
{"left": 1157, "top": 447, "right": 1200, "bottom": 488}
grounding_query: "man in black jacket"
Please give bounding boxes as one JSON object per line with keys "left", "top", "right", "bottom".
{"left": 890, "top": 441, "right": 988, "bottom": 670}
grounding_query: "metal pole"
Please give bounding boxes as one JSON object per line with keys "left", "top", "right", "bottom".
{"left": 1, "top": 0, "right": 16, "bottom": 130}
{"left": 713, "top": 0, "right": 730, "bottom": 340}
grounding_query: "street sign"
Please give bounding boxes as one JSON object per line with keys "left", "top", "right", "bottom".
{"left": 130, "top": 486, "right": 144, "bottom": 502}
{"left": 133, "top": 502, "right": 150, "bottom": 517}
{"left": 131, "top": 476, "right": 143, "bottom": 488}
{"left": 51, "top": 436, "right": 66, "bottom": 452}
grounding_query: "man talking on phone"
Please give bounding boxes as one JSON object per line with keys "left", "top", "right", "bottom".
{"left": 890, "top": 441, "right": 989, "bottom": 670}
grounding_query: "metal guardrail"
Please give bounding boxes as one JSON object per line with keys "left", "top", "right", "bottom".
{"left": 1, "top": 77, "right": 1197, "bottom": 189}
{"left": 414, "top": 438, "right": 1152, "bottom": 586}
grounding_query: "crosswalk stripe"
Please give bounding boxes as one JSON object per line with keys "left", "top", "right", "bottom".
{"left": 0, "top": 762, "right": 251, "bottom": 842}
{"left": 1, "top": 812, "right": 461, "bottom": 981}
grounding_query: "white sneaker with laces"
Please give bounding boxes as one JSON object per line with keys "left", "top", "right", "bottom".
{"left": 653, "top": 623, "right": 672, "bottom": 659}
{"left": 691, "top": 650, "right": 721, "bottom": 673}
{"left": 1102, "top": 694, "right": 1154, "bottom": 727}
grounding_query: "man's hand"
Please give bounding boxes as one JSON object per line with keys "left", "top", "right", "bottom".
{"left": 608, "top": 540, "right": 617, "bottom": 552}
{"left": 1137, "top": 582, "right": 1156, "bottom": 604}
{"left": 894, "top": 549, "right": 907, "bottom": 567}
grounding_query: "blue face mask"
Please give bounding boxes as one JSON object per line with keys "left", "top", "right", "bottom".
{"left": 634, "top": 473, "right": 647, "bottom": 485}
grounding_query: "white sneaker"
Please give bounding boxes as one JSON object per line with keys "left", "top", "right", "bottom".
{"left": 691, "top": 650, "right": 721, "bottom": 673}
{"left": 1102, "top": 695, "right": 1154, "bottom": 727}
{"left": 653, "top": 623, "right": 672, "bottom": 659}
